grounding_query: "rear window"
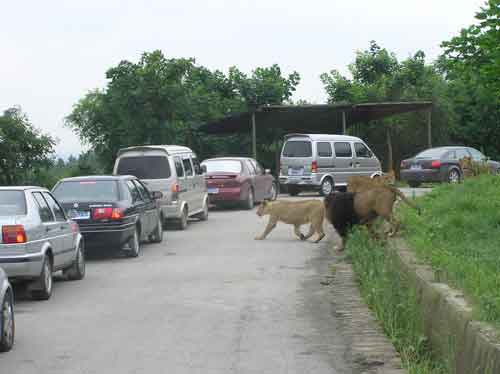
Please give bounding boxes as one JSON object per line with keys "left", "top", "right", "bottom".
{"left": 0, "top": 191, "right": 26, "bottom": 216}
{"left": 416, "top": 148, "right": 447, "bottom": 159}
{"left": 203, "top": 160, "right": 242, "bottom": 174}
{"left": 53, "top": 181, "right": 120, "bottom": 202}
{"left": 116, "top": 156, "right": 171, "bottom": 179}
{"left": 282, "top": 141, "right": 313, "bottom": 157}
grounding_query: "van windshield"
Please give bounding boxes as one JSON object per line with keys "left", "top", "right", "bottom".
{"left": 282, "top": 141, "right": 312, "bottom": 157}
{"left": 116, "top": 156, "right": 171, "bottom": 179}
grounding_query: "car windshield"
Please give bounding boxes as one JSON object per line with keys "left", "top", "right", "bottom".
{"left": 203, "top": 160, "right": 242, "bottom": 174}
{"left": 0, "top": 190, "right": 27, "bottom": 216}
{"left": 53, "top": 181, "right": 120, "bottom": 202}
{"left": 116, "top": 156, "right": 171, "bottom": 179}
{"left": 282, "top": 141, "right": 313, "bottom": 157}
{"left": 415, "top": 148, "right": 447, "bottom": 159}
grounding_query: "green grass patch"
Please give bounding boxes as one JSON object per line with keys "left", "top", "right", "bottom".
{"left": 400, "top": 175, "right": 500, "bottom": 324}
{"left": 346, "top": 229, "right": 448, "bottom": 374}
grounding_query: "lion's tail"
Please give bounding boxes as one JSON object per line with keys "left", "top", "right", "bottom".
{"left": 389, "top": 186, "right": 421, "bottom": 215}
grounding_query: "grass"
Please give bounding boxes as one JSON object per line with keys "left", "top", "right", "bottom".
{"left": 346, "top": 229, "right": 448, "bottom": 374}
{"left": 399, "top": 174, "right": 500, "bottom": 324}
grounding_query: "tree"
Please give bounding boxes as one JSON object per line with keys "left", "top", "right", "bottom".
{"left": 321, "top": 42, "right": 454, "bottom": 172}
{"left": 0, "top": 107, "right": 55, "bottom": 185}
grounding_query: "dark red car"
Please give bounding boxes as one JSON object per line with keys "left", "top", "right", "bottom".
{"left": 201, "top": 157, "right": 278, "bottom": 209}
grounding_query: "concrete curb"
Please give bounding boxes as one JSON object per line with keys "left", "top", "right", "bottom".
{"left": 389, "top": 237, "right": 500, "bottom": 374}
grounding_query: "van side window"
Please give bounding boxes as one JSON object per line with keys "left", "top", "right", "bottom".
{"left": 354, "top": 143, "right": 372, "bottom": 158}
{"left": 182, "top": 157, "right": 194, "bottom": 177}
{"left": 192, "top": 157, "right": 203, "bottom": 175}
{"left": 174, "top": 157, "right": 185, "bottom": 178}
{"left": 317, "top": 142, "right": 332, "bottom": 157}
{"left": 334, "top": 142, "right": 352, "bottom": 158}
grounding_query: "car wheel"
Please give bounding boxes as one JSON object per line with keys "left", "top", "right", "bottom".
{"left": 448, "top": 168, "right": 461, "bottom": 184}
{"left": 31, "top": 256, "right": 53, "bottom": 300}
{"left": 127, "top": 227, "right": 141, "bottom": 257}
{"left": 198, "top": 201, "right": 209, "bottom": 221}
{"left": 408, "top": 181, "right": 421, "bottom": 188}
{"left": 269, "top": 182, "right": 278, "bottom": 201}
{"left": 0, "top": 292, "right": 14, "bottom": 352}
{"left": 243, "top": 189, "right": 254, "bottom": 210}
{"left": 176, "top": 207, "right": 188, "bottom": 230}
{"left": 320, "top": 178, "right": 334, "bottom": 196}
{"left": 150, "top": 214, "right": 164, "bottom": 243}
{"left": 63, "top": 242, "right": 85, "bottom": 281}
{"left": 288, "top": 186, "right": 300, "bottom": 196}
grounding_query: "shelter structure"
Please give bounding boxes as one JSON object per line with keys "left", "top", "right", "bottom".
{"left": 198, "top": 102, "right": 433, "bottom": 160}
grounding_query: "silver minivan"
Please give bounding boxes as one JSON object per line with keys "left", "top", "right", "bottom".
{"left": 113, "top": 145, "right": 208, "bottom": 230}
{"left": 279, "top": 134, "right": 382, "bottom": 196}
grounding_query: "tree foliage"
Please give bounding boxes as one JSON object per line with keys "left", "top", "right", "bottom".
{"left": 66, "top": 51, "right": 300, "bottom": 172}
{"left": 0, "top": 107, "right": 55, "bottom": 185}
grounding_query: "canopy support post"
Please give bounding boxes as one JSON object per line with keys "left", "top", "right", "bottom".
{"left": 427, "top": 108, "right": 432, "bottom": 148}
{"left": 342, "top": 111, "right": 347, "bottom": 134}
{"left": 251, "top": 112, "right": 257, "bottom": 159}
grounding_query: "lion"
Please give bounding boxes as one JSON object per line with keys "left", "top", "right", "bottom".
{"left": 255, "top": 200, "right": 325, "bottom": 243}
{"left": 347, "top": 170, "right": 396, "bottom": 193}
{"left": 353, "top": 185, "right": 420, "bottom": 237}
{"left": 459, "top": 156, "right": 490, "bottom": 177}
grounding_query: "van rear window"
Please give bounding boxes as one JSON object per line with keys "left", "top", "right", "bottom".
{"left": 282, "top": 141, "right": 312, "bottom": 157}
{"left": 116, "top": 156, "right": 171, "bottom": 179}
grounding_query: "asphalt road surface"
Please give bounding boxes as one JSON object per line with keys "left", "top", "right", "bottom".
{"left": 1, "top": 202, "right": 352, "bottom": 374}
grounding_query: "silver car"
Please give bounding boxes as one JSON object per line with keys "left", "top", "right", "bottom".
{"left": 113, "top": 145, "right": 209, "bottom": 230}
{"left": 0, "top": 187, "right": 85, "bottom": 300}
{"left": 279, "top": 134, "right": 382, "bottom": 196}
{"left": 0, "top": 267, "right": 14, "bottom": 352}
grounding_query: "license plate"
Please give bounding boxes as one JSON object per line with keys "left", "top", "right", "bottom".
{"left": 288, "top": 168, "right": 304, "bottom": 176}
{"left": 411, "top": 164, "right": 422, "bottom": 170}
{"left": 207, "top": 188, "right": 219, "bottom": 194}
{"left": 68, "top": 210, "right": 90, "bottom": 220}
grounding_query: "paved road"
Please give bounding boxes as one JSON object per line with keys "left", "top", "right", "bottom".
{"left": 1, "top": 204, "right": 351, "bottom": 374}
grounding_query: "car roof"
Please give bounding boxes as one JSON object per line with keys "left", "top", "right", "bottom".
{"left": 117, "top": 145, "right": 193, "bottom": 156}
{"left": 0, "top": 186, "right": 48, "bottom": 191}
{"left": 58, "top": 175, "right": 135, "bottom": 182}
{"left": 284, "top": 133, "right": 363, "bottom": 142}
{"left": 202, "top": 157, "right": 253, "bottom": 162}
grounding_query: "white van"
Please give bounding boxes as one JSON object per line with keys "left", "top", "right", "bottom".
{"left": 113, "top": 145, "right": 208, "bottom": 230}
{"left": 279, "top": 134, "right": 382, "bottom": 196}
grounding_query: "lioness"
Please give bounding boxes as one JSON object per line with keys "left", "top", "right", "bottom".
{"left": 255, "top": 200, "right": 325, "bottom": 242}
{"left": 347, "top": 170, "right": 396, "bottom": 193}
{"left": 353, "top": 185, "right": 420, "bottom": 237}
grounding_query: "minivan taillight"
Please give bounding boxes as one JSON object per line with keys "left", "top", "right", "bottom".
{"left": 92, "top": 207, "right": 124, "bottom": 220}
{"left": 2, "top": 225, "right": 27, "bottom": 244}
{"left": 311, "top": 161, "right": 318, "bottom": 173}
{"left": 171, "top": 183, "right": 180, "bottom": 194}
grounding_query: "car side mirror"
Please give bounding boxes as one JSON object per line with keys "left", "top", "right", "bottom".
{"left": 151, "top": 191, "right": 163, "bottom": 200}
{"left": 201, "top": 165, "right": 207, "bottom": 174}
{"left": 265, "top": 169, "right": 271, "bottom": 175}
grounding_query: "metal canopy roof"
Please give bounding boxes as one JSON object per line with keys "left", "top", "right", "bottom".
{"left": 198, "top": 101, "right": 432, "bottom": 135}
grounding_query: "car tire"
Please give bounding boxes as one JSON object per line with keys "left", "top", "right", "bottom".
{"left": 127, "top": 227, "right": 141, "bottom": 257}
{"left": 288, "top": 186, "right": 300, "bottom": 196}
{"left": 0, "top": 291, "right": 14, "bottom": 352}
{"left": 447, "top": 168, "right": 461, "bottom": 184}
{"left": 31, "top": 256, "right": 53, "bottom": 301}
{"left": 269, "top": 182, "right": 278, "bottom": 201}
{"left": 243, "top": 189, "right": 254, "bottom": 210}
{"left": 176, "top": 207, "right": 188, "bottom": 230}
{"left": 195, "top": 200, "right": 209, "bottom": 221}
{"left": 63, "top": 242, "right": 85, "bottom": 281}
{"left": 150, "top": 214, "right": 164, "bottom": 243}
{"left": 408, "top": 181, "right": 421, "bottom": 188}
{"left": 320, "top": 177, "right": 334, "bottom": 196}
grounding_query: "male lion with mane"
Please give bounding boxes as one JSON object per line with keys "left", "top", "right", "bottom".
{"left": 255, "top": 200, "right": 325, "bottom": 242}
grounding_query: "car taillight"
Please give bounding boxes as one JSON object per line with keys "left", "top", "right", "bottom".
{"left": 2, "top": 225, "right": 27, "bottom": 244}
{"left": 311, "top": 161, "right": 318, "bottom": 173}
{"left": 92, "top": 207, "right": 124, "bottom": 220}
{"left": 171, "top": 183, "right": 180, "bottom": 193}
{"left": 431, "top": 160, "right": 441, "bottom": 169}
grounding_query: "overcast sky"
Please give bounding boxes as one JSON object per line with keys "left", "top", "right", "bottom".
{"left": 0, "top": 0, "right": 484, "bottom": 158}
